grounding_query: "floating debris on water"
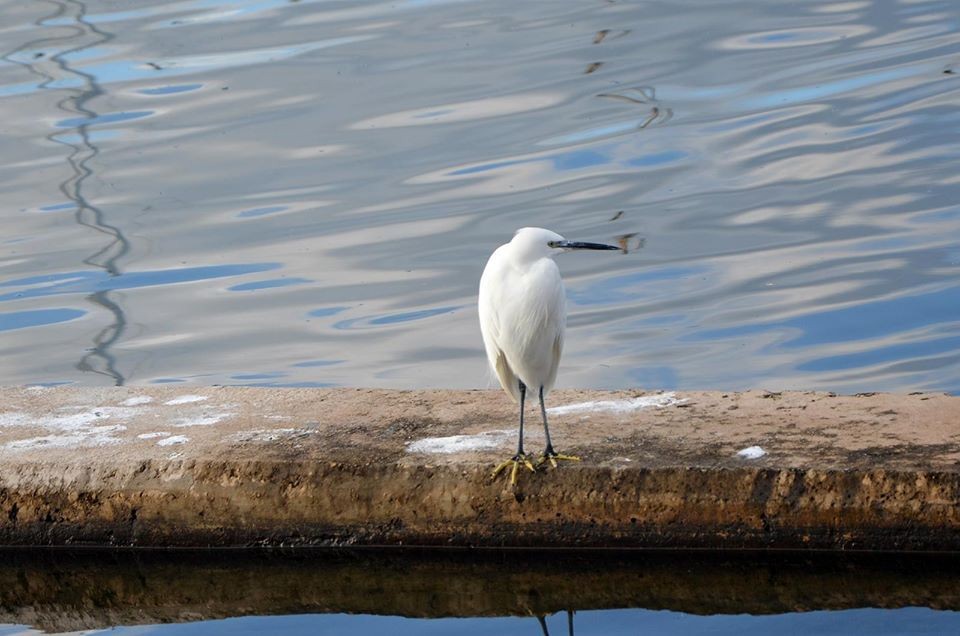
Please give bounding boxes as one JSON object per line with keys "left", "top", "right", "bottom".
{"left": 617, "top": 232, "right": 640, "bottom": 253}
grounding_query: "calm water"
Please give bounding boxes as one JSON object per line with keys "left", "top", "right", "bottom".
{"left": 1, "top": 550, "right": 959, "bottom": 634}
{"left": 5, "top": 609, "right": 960, "bottom": 636}
{"left": 0, "top": 0, "right": 958, "bottom": 392}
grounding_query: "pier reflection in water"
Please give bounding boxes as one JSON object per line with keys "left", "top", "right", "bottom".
{"left": 1, "top": 549, "right": 959, "bottom": 634}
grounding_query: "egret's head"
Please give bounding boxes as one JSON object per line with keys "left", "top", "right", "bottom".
{"left": 511, "top": 227, "right": 620, "bottom": 260}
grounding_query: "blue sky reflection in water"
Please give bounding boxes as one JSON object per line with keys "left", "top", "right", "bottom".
{"left": 0, "top": 0, "right": 959, "bottom": 392}
{"left": 3, "top": 607, "right": 960, "bottom": 635}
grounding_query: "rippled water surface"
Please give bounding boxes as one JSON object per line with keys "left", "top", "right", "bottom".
{"left": 1, "top": 0, "right": 959, "bottom": 392}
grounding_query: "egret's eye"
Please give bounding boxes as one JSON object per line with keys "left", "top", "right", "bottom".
{"left": 547, "top": 241, "right": 558, "bottom": 248}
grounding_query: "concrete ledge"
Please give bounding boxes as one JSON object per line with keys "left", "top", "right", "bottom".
{"left": 1, "top": 387, "right": 958, "bottom": 550}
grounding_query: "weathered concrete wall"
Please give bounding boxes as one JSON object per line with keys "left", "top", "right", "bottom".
{"left": 0, "top": 387, "right": 958, "bottom": 550}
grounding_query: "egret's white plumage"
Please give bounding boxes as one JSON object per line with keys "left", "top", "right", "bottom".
{"left": 479, "top": 227, "right": 566, "bottom": 403}
{"left": 479, "top": 227, "right": 619, "bottom": 482}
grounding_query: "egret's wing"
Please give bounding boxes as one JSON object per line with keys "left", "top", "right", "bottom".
{"left": 483, "top": 307, "right": 521, "bottom": 403}
{"left": 478, "top": 246, "right": 521, "bottom": 402}
{"left": 493, "top": 348, "right": 520, "bottom": 403}
{"left": 544, "top": 331, "right": 563, "bottom": 394}
{"left": 538, "top": 263, "right": 566, "bottom": 395}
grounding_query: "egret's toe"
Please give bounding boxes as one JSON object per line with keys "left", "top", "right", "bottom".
{"left": 537, "top": 449, "right": 581, "bottom": 469}
{"left": 491, "top": 454, "right": 537, "bottom": 484}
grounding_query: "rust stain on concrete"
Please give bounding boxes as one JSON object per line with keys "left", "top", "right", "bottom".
{"left": 0, "top": 387, "right": 958, "bottom": 550}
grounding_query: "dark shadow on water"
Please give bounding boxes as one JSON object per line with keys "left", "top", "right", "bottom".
{"left": 0, "top": 548, "right": 959, "bottom": 633}
{"left": 57, "top": 1, "right": 129, "bottom": 385}
{"left": 2, "top": 0, "right": 129, "bottom": 385}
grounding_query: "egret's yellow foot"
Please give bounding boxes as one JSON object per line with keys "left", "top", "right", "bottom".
{"left": 537, "top": 449, "right": 581, "bottom": 469}
{"left": 492, "top": 454, "right": 536, "bottom": 484}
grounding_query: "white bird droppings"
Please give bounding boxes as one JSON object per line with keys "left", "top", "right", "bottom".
{"left": 737, "top": 445, "right": 767, "bottom": 459}
{"left": 164, "top": 395, "right": 208, "bottom": 405}
{"left": 173, "top": 413, "right": 232, "bottom": 427}
{"left": 548, "top": 392, "right": 686, "bottom": 415}
{"left": 0, "top": 407, "right": 138, "bottom": 451}
{"left": 157, "top": 435, "right": 189, "bottom": 446}
{"left": 4, "top": 425, "right": 126, "bottom": 451}
{"left": 137, "top": 432, "right": 170, "bottom": 440}
{"left": 407, "top": 430, "right": 513, "bottom": 454}
{"left": 122, "top": 396, "right": 154, "bottom": 406}
{"left": 230, "top": 428, "right": 312, "bottom": 443}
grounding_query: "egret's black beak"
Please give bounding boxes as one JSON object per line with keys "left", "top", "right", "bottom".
{"left": 550, "top": 240, "right": 620, "bottom": 250}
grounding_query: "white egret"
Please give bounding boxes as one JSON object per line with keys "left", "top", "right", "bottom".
{"left": 479, "top": 227, "right": 619, "bottom": 483}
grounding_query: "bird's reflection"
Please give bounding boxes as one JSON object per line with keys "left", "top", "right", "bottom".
{"left": 536, "top": 610, "right": 575, "bottom": 635}
{"left": 5, "top": 0, "right": 129, "bottom": 384}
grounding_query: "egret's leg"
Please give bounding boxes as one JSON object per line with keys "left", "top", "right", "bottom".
{"left": 536, "top": 615, "right": 549, "bottom": 636}
{"left": 537, "top": 385, "right": 580, "bottom": 468}
{"left": 491, "top": 380, "right": 536, "bottom": 483}
{"left": 539, "top": 385, "right": 554, "bottom": 453}
{"left": 517, "top": 380, "right": 526, "bottom": 456}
